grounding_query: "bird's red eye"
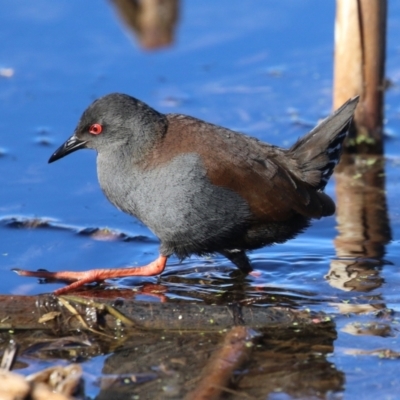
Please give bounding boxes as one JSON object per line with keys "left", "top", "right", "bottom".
{"left": 89, "top": 123, "right": 103, "bottom": 135}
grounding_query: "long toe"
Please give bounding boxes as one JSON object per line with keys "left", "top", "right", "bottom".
{"left": 13, "top": 256, "right": 168, "bottom": 294}
{"left": 12, "top": 268, "right": 88, "bottom": 283}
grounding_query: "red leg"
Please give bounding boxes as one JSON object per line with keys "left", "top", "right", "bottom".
{"left": 13, "top": 255, "right": 168, "bottom": 295}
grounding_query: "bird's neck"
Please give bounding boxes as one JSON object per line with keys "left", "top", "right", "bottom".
{"left": 127, "top": 111, "right": 169, "bottom": 163}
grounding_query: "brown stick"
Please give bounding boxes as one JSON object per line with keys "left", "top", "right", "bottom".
{"left": 184, "top": 326, "right": 256, "bottom": 400}
{"left": 0, "top": 293, "right": 331, "bottom": 333}
{"left": 333, "top": 0, "right": 387, "bottom": 154}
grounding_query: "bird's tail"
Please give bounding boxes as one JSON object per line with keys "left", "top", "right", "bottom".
{"left": 289, "top": 96, "right": 359, "bottom": 190}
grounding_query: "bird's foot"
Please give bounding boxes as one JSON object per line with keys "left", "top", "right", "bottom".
{"left": 13, "top": 255, "right": 168, "bottom": 295}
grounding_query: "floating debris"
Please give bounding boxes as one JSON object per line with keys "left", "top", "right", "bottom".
{"left": 266, "top": 65, "right": 286, "bottom": 77}
{"left": 346, "top": 348, "right": 400, "bottom": 359}
{"left": 0, "top": 68, "right": 14, "bottom": 78}
{"left": 78, "top": 227, "right": 153, "bottom": 243}
{"left": 26, "top": 364, "right": 82, "bottom": 398}
{"left": 1, "top": 216, "right": 55, "bottom": 229}
{"left": 0, "top": 216, "right": 153, "bottom": 242}
{"left": 0, "top": 340, "right": 81, "bottom": 399}
{"left": 35, "top": 126, "right": 51, "bottom": 135}
{"left": 34, "top": 136, "right": 53, "bottom": 146}
{"left": 341, "top": 322, "right": 393, "bottom": 337}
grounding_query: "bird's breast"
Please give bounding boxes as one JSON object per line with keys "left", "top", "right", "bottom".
{"left": 96, "top": 152, "right": 251, "bottom": 249}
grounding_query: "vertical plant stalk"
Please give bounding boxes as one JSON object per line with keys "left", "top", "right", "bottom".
{"left": 333, "top": 0, "right": 387, "bottom": 154}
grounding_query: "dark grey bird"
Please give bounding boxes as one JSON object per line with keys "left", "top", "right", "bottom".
{"left": 15, "top": 94, "right": 359, "bottom": 294}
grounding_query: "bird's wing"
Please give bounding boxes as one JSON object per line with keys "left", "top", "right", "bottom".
{"left": 147, "top": 114, "right": 334, "bottom": 222}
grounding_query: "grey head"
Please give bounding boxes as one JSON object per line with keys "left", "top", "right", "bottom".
{"left": 48, "top": 93, "right": 167, "bottom": 163}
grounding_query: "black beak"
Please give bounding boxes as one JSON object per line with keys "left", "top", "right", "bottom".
{"left": 48, "top": 135, "right": 87, "bottom": 163}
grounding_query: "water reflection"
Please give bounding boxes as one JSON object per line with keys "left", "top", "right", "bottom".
{"left": 96, "top": 316, "right": 342, "bottom": 399}
{"left": 110, "top": 0, "right": 179, "bottom": 49}
{"left": 326, "top": 154, "right": 391, "bottom": 293}
{"left": 0, "top": 292, "right": 344, "bottom": 399}
{"left": 244, "top": 329, "right": 344, "bottom": 399}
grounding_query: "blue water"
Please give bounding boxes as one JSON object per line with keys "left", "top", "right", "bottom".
{"left": 0, "top": 1, "right": 400, "bottom": 398}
